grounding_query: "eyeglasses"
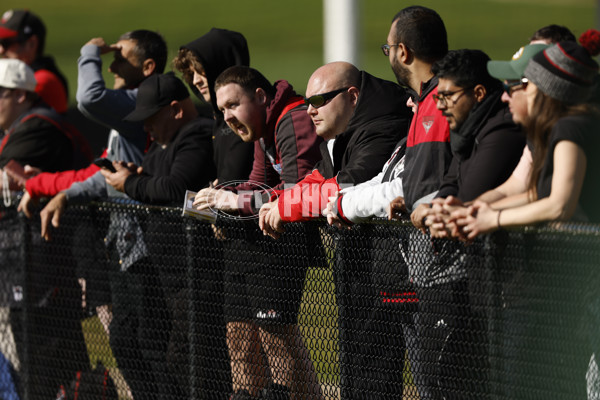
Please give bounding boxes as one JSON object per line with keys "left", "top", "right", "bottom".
{"left": 503, "top": 78, "right": 529, "bottom": 97}
{"left": 381, "top": 44, "right": 400, "bottom": 56}
{"left": 432, "top": 87, "right": 473, "bottom": 107}
{"left": 304, "top": 87, "right": 349, "bottom": 108}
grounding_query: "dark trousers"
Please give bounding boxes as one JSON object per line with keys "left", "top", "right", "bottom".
{"left": 334, "top": 231, "right": 407, "bottom": 399}
{"left": 406, "top": 280, "right": 488, "bottom": 400}
{"left": 10, "top": 227, "right": 88, "bottom": 400}
{"left": 108, "top": 259, "right": 172, "bottom": 399}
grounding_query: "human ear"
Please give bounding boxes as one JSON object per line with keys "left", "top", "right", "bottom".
{"left": 397, "top": 43, "right": 412, "bottom": 64}
{"left": 255, "top": 88, "right": 267, "bottom": 105}
{"left": 348, "top": 87, "right": 360, "bottom": 107}
{"left": 170, "top": 100, "right": 183, "bottom": 119}
{"left": 473, "top": 84, "right": 487, "bottom": 103}
{"left": 142, "top": 59, "right": 156, "bottom": 77}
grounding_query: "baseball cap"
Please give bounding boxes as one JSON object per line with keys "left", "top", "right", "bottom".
{"left": 124, "top": 72, "right": 190, "bottom": 121}
{"left": 0, "top": 59, "right": 36, "bottom": 92}
{"left": 0, "top": 9, "right": 45, "bottom": 41}
{"left": 487, "top": 44, "right": 550, "bottom": 80}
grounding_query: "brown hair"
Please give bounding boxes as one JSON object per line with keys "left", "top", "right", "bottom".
{"left": 525, "top": 90, "right": 597, "bottom": 199}
{"left": 214, "top": 66, "right": 275, "bottom": 98}
{"left": 172, "top": 48, "right": 205, "bottom": 86}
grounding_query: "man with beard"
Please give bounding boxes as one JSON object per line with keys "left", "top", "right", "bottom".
{"left": 383, "top": 6, "right": 457, "bottom": 399}
{"left": 421, "top": 50, "right": 525, "bottom": 399}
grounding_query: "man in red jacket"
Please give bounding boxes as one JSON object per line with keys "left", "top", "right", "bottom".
{"left": 0, "top": 9, "right": 68, "bottom": 114}
{"left": 193, "top": 66, "right": 323, "bottom": 400}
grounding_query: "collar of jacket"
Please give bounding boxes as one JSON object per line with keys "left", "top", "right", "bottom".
{"left": 450, "top": 88, "right": 503, "bottom": 161}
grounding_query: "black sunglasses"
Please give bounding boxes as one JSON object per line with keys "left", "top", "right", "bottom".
{"left": 502, "top": 78, "right": 529, "bottom": 97}
{"left": 304, "top": 87, "right": 349, "bottom": 108}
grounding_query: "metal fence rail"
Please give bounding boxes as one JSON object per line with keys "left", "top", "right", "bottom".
{"left": 0, "top": 200, "right": 597, "bottom": 400}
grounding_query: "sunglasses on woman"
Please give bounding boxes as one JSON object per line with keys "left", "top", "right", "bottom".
{"left": 503, "top": 78, "right": 529, "bottom": 97}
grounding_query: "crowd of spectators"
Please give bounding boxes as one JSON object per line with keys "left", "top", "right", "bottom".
{"left": 0, "top": 5, "right": 598, "bottom": 400}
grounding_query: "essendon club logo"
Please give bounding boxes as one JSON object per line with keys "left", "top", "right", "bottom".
{"left": 422, "top": 116, "right": 434, "bottom": 134}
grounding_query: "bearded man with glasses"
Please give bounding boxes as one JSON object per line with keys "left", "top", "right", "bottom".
{"left": 417, "top": 49, "right": 525, "bottom": 399}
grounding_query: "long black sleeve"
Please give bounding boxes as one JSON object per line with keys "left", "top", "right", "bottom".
{"left": 124, "top": 118, "right": 216, "bottom": 205}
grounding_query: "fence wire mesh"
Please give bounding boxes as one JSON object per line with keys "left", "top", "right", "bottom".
{"left": 0, "top": 201, "right": 597, "bottom": 400}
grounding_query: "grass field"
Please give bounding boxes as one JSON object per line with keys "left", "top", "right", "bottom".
{"left": 4, "top": 0, "right": 596, "bottom": 103}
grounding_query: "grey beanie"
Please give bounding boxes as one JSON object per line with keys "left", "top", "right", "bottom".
{"left": 524, "top": 41, "right": 599, "bottom": 105}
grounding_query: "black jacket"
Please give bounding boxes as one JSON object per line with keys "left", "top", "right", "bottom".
{"left": 123, "top": 116, "right": 216, "bottom": 205}
{"left": 315, "top": 71, "right": 412, "bottom": 184}
{"left": 181, "top": 28, "right": 254, "bottom": 183}
{"left": 0, "top": 104, "right": 74, "bottom": 172}
{"left": 437, "top": 91, "right": 525, "bottom": 202}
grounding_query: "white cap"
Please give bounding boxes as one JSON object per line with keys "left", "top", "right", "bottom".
{"left": 0, "top": 59, "right": 36, "bottom": 92}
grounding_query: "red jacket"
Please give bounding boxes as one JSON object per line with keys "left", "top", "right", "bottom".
{"left": 25, "top": 149, "right": 106, "bottom": 199}
{"left": 272, "top": 169, "right": 339, "bottom": 222}
{"left": 402, "top": 77, "right": 452, "bottom": 211}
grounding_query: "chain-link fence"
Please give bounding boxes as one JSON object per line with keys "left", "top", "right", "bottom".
{"left": 0, "top": 200, "right": 597, "bottom": 400}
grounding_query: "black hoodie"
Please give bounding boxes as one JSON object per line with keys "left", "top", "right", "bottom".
{"left": 314, "top": 71, "right": 412, "bottom": 185}
{"left": 181, "top": 28, "right": 254, "bottom": 183}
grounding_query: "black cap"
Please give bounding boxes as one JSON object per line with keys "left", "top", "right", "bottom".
{"left": 124, "top": 72, "right": 190, "bottom": 121}
{"left": 0, "top": 9, "right": 45, "bottom": 41}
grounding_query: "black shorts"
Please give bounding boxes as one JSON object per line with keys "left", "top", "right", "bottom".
{"left": 222, "top": 241, "right": 307, "bottom": 325}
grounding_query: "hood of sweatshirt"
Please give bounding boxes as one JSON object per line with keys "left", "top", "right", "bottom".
{"left": 181, "top": 28, "right": 249, "bottom": 113}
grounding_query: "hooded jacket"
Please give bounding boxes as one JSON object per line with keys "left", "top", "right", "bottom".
{"left": 234, "top": 80, "right": 323, "bottom": 216}
{"left": 181, "top": 28, "right": 254, "bottom": 183}
{"left": 402, "top": 76, "right": 452, "bottom": 211}
{"left": 275, "top": 72, "right": 412, "bottom": 222}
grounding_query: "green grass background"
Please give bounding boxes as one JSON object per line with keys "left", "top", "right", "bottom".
{"left": 4, "top": 0, "right": 596, "bottom": 103}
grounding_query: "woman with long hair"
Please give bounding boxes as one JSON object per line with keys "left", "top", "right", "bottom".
{"left": 457, "top": 36, "right": 600, "bottom": 235}
{"left": 453, "top": 36, "right": 600, "bottom": 399}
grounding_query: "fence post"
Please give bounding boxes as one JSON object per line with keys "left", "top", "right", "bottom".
{"left": 18, "top": 213, "right": 30, "bottom": 400}
{"left": 185, "top": 219, "right": 198, "bottom": 399}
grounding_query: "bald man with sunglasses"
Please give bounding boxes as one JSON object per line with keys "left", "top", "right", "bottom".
{"left": 259, "top": 61, "right": 411, "bottom": 399}
{"left": 259, "top": 61, "right": 411, "bottom": 235}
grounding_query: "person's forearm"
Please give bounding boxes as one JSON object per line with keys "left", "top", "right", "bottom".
{"left": 490, "top": 191, "right": 530, "bottom": 210}
{"left": 497, "top": 196, "right": 575, "bottom": 228}
{"left": 477, "top": 173, "right": 528, "bottom": 204}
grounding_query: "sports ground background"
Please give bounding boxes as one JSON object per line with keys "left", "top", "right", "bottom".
{"left": 2, "top": 0, "right": 597, "bottom": 394}
{"left": 5, "top": 0, "right": 596, "bottom": 103}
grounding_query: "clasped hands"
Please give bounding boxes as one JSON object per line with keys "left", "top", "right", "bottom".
{"left": 415, "top": 196, "right": 497, "bottom": 241}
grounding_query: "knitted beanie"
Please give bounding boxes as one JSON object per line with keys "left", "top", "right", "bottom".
{"left": 524, "top": 31, "right": 600, "bottom": 104}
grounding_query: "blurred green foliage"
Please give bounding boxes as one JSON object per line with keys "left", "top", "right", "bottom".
{"left": 5, "top": 0, "right": 595, "bottom": 102}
